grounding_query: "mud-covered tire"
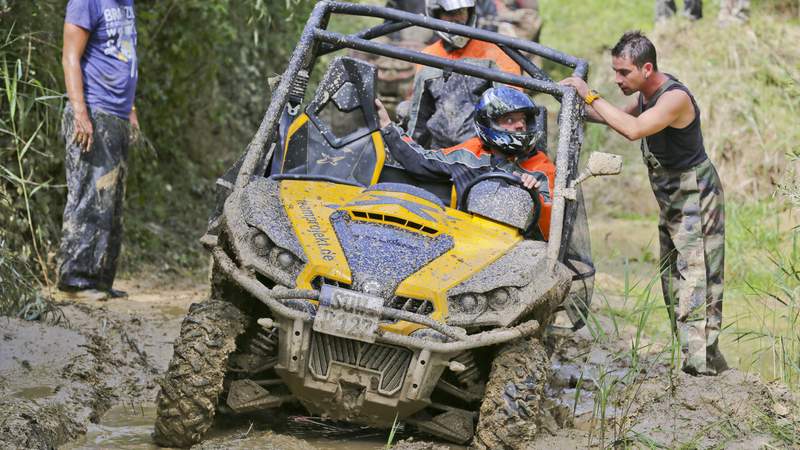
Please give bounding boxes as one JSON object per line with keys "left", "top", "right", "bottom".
{"left": 473, "top": 337, "right": 550, "bottom": 450}
{"left": 153, "top": 299, "right": 248, "bottom": 448}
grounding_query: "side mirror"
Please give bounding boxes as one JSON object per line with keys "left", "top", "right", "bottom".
{"left": 562, "top": 152, "right": 622, "bottom": 200}
{"left": 576, "top": 152, "right": 622, "bottom": 184}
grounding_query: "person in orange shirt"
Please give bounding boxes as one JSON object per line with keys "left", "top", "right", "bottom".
{"left": 379, "top": 86, "right": 555, "bottom": 240}
{"left": 405, "top": 0, "right": 522, "bottom": 150}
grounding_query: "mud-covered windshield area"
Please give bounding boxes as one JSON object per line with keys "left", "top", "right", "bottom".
{"left": 280, "top": 113, "right": 381, "bottom": 186}
{"left": 275, "top": 57, "right": 383, "bottom": 187}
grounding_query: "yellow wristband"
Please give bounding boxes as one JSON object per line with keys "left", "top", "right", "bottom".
{"left": 584, "top": 90, "right": 600, "bottom": 105}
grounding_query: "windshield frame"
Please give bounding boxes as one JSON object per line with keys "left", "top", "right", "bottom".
{"left": 234, "top": 1, "right": 589, "bottom": 267}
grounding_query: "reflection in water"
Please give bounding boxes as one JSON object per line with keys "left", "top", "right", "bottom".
{"left": 13, "top": 385, "right": 53, "bottom": 400}
{"left": 62, "top": 404, "right": 160, "bottom": 450}
{"left": 62, "top": 403, "right": 464, "bottom": 450}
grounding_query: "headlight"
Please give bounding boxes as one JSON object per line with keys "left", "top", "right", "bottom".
{"left": 276, "top": 251, "right": 295, "bottom": 269}
{"left": 252, "top": 232, "right": 272, "bottom": 255}
{"left": 249, "top": 228, "right": 302, "bottom": 274}
{"left": 456, "top": 293, "right": 487, "bottom": 314}
{"left": 452, "top": 287, "right": 518, "bottom": 316}
{"left": 489, "top": 288, "right": 511, "bottom": 310}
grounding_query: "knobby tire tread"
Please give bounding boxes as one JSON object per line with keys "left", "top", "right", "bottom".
{"left": 473, "top": 337, "right": 550, "bottom": 450}
{"left": 152, "top": 300, "right": 247, "bottom": 448}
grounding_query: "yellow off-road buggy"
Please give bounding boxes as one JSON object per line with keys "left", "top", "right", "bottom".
{"left": 153, "top": 2, "right": 619, "bottom": 448}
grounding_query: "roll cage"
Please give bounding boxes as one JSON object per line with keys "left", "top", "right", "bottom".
{"left": 233, "top": 0, "right": 588, "bottom": 270}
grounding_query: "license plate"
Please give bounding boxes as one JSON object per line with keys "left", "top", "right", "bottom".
{"left": 314, "top": 285, "right": 384, "bottom": 343}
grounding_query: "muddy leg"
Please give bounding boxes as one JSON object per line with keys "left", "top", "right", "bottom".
{"left": 683, "top": 0, "right": 703, "bottom": 19}
{"left": 699, "top": 161, "right": 727, "bottom": 373}
{"left": 655, "top": 0, "right": 677, "bottom": 23}
{"left": 58, "top": 106, "right": 130, "bottom": 291}
{"left": 650, "top": 166, "right": 710, "bottom": 375}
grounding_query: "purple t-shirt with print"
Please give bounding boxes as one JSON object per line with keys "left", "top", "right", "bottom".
{"left": 65, "top": 0, "right": 137, "bottom": 119}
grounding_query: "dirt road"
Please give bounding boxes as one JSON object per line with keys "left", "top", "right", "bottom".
{"left": 1, "top": 278, "right": 797, "bottom": 449}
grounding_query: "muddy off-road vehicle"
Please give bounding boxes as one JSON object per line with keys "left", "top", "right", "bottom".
{"left": 153, "top": 2, "right": 620, "bottom": 448}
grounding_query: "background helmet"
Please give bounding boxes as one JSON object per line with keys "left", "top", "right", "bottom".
{"left": 474, "top": 86, "right": 544, "bottom": 158}
{"left": 425, "top": 0, "right": 477, "bottom": 49}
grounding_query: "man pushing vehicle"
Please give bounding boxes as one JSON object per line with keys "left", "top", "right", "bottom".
{"left": 560, "top": 31, "right": 726, "bottom": 376}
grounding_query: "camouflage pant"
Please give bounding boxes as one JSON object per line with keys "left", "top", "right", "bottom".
{"left": 655, "top": 0, "right": 702, "bottom": 21}
{"left": 648, "top": 158, "right": 724, "bottom": 374}
{"left": 58, "top": 105, "right": 130, "bottom": 291}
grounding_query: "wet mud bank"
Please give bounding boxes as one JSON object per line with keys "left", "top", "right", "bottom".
{"left": 0, "top": 282, "right": 201, "bottom": 449}
{"left": 538, "top": 318, "right": 800, "bottom": 449}
{"left": 2, "top": 281, "right": 799, "bottom": 449}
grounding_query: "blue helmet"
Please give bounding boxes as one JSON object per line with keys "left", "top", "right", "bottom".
{"left": 474, "top": 86, "right": 544, "bottom": 158}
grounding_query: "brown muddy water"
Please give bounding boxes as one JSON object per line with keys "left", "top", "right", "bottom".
{"left": 3, "top": 278, "right": 799, "bottom": 449}
{"left": 62, "top": 402, "right": 464, "bottom": 449}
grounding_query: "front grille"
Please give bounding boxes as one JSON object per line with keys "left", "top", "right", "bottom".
{"left": 387, "top": 296, "right": 434, "bottom": 316}
{"left": 308, "top": 332, "right": 412, "bottom": 394}
{"left": 311, "top": 276, "right": 351, "bottom": 290}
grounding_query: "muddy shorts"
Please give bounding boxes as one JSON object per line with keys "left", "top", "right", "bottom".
{"left": 58, "top": 105, "right": 130, "bottom": 291}
{"left": 648, "top": 158, "right": 724, "bottom": 374}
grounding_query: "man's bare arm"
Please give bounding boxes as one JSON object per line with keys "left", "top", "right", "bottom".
{"left": 62, "top": 23, "right": 92, "bottom": 151}
{"left": 560, "top": 76, "right": 687, "bottom": 140}
{"left": 589, "top": 91, "right": 686, "bottom": 140}
{"left": 585, "top": 99, "right": 639, "bottom": 123}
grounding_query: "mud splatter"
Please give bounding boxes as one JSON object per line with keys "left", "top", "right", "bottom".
{"left": 95, "top": 165, "right": 121, "bottom": 191}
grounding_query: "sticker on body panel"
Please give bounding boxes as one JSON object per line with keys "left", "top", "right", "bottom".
{"left": 314, "top": 285, "right": 383, "bottom": 343}
{"left": 297, "top": 199, "right": 338, "bottom": 261}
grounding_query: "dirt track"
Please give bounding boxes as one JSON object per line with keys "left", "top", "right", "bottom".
{"left": 1, "top": 278, "right": 798, "bottom": 449}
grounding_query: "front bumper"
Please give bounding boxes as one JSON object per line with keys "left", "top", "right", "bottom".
{"left": 212, "top": 246, "right": 540, "bottom": 423}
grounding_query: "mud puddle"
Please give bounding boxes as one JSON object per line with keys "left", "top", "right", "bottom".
{"left": 62, "top": 404, "right": 159, "bottom": 450}
{"left": 64, "top": 402, "right": 462, "bottom": 450}
{"left": 3, "top": 276, "right": 799, "bottom": 449}
{"left": 0, "top": 279, "right": 201, "bottom": 449}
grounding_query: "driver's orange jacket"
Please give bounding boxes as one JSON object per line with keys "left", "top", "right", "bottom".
{"left": 381, "top": 123, "right": 555, "bottom": 239}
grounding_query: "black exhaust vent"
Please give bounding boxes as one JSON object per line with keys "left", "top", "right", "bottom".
{"left": 387, "top": 296, "right": 434, "bottom": 316}
{"left": 349, "top": 210, "right": 438, "bottom": 235}
{"left": 311, "top": 276, "right": 352, "bottom": 290}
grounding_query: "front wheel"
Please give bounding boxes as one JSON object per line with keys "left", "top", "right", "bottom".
{"left": 473, "top": 337, "right": 550, "bottom": 450}
{"left": 153, "top": 299, "right": 248, "bottom": 447}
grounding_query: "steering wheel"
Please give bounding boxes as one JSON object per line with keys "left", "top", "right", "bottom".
{"left": 459, "top": 171, "right": 543, "bottom": 239}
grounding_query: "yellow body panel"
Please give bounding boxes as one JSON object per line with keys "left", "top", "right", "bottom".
{"left": 281, "top": 181, "right": 358, "bottom": 287}
{"left": 369, "top": 132, "right": 386, "bottom": 186}
{"left": 391, "top": 211, "right": 521, "bottom": 334}
{"left": 280, "top": 180, "right": 522, "bottom": 335}
{"left": 281, "top": 113, "right": 310, "bottom": 173}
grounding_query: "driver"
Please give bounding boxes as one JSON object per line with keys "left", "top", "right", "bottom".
{"left": 377, "top": 86, "right": 555, "bottom": 239}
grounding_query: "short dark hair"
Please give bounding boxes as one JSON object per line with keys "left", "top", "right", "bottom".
{"left": 612, "top": 31, "right": 658, "bottom": 72}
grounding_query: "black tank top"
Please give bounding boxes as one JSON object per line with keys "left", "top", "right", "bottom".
{"left": 638, "top": 75, "right": 707, "bottom": 170}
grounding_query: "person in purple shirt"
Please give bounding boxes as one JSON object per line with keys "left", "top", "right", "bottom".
{"left": 58, "top": 0, "right": 138, "bottom": 300}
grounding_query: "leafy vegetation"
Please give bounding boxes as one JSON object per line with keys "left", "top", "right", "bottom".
{"left": 0, "top": 1, "right": 321, "bottom": 314}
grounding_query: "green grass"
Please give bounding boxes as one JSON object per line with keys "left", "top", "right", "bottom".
{"left": 593, "top": 198, "right": 799, "bottom": 385}
{"left": 539, "top": 0, "right": 654, "bottom": 59}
